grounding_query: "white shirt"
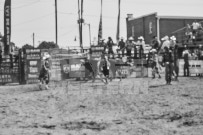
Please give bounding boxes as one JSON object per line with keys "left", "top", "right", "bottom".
{"left": 136, "top": 40, "right": 145, "bottom": 50}
{"left": 192, "top": 22, "right": 200, "bottom": 30}
{"left": 161, "top": 40, "right": 170, "bottom": 50}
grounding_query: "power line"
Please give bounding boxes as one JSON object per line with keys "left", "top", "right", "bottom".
{"left": 13, "top": 12, "right": 54, "bottom": 26}
{"left": 58, "top": 11, "right": 126, "bottom": 19}
{"left": 59, "top": 27, "right": 78, "bottom": 37}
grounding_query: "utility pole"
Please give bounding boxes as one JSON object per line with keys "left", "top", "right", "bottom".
{"left": 55, "top": 0, "right": 58, "bottom": 46}
{"left": 81, "top": 0, "right": 83, "bottom": 51}
{"left": 33, "top": 33, "right": 35, "bottom": 48}
{"left": 84, "top": 23, "right": 91, "bottom": 46}
{"left": 78, "top": 0, "right": 81, "bottom": 48}
{"left": 78, "top": 0, "right": 84, "bottom": 52}
{"left": 88, "top": 24, "right": 91, "bottom": 46}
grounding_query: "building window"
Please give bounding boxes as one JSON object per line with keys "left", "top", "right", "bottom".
{"left": 132, "top": 26, "right": 134, "bottom": 37}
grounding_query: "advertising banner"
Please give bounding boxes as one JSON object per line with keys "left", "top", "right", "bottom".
{"left": 0, "top": 61, "right": 19, "bottom": 84}
{"left": 25, "top": 49, "right": 41, "bottom": 84}
{"left": 4, "top": 0, "right": 11, "bottom": 55}
{"left": 178, "top": 59, "right": 203, "bottom": 76}
{"left": 90, "top": 46, "right": 104, "bottom": 59}
{"left": 61, "top": 58, "right": 86, "bottom": 79}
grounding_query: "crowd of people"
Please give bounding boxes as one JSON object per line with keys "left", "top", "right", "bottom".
{"left": 185, "top": 20, "right": 203, "bottom": 44}
{"left": 96, "top": 33, "right": 201, "bottom": 85}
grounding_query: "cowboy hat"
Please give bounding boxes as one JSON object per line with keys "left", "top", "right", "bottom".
{"left": 43, "top": 54, "right": 51, "bottom": 60}
{"left": 128, "top": 36, "right": 134, "bottom": 40}
{"left": 138, "top": 36, "right": 144, "bottom": 40}
{"left": 170, "top": 36, "right": 176, "bottom": 41}
{"left": 80, "top": 59, "right": 85, "bottom": 63}
{"left": 150, "top": 49, "right": 157, "bottom": 53}
{"left": 161, "top": 35, "right": 169, "bottom": 41}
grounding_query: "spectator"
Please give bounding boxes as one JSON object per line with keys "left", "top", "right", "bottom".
{"left": 137, "top": 36, "right": 145, "bottom": 50}
{"left": 118, "top": 37, "right": 125, "bottom": 57}
{"left": 99, "top": 38, "right": 106, "bottom": 53}
{"left": 185, "top": 24, "right": 193, "bottom": 43}
{"left": 126, "top": 36, "right": 135, "bottom": 57}
{"left": 182, "top": 46, "right": 190, "bottom": 76}
{"left": 198, "top": 44, "right": 203, "bottom": 60}
{"left": 107, "top": 37, "right": 114, "bottom": 55}
{"left": 151, "top": 36, "right": 161, "bottom": 51}
{"left": 192, "top": 20, "right": 200, "bottom": 35}
{"left": 169, "top": 36, "right": 176, "bottom": 50}
{"left": 163, "top": 47, "right": 173, "bottom": 85}
{"left": 161, "top": 36, "right": 170, "bottom": 51}
{"left": 169, "top": 46, "right": 178, "bottom": 81}
{"left": 136, "top": 36, "right": 145, "bottom": 58}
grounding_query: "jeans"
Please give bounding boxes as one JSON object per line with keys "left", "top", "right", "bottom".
{"left": 165, "top": 62, "right": 172, "bottom": 83}
{"left": 184, "top": 62, "right": 190, "bottom": 76}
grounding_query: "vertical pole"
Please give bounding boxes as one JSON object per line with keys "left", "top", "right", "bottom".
{"left": 78, "top": 0, "right": 81, "bottom": 48}
{"left": 81, "top": 0, "right": 84, "bottom": 52}
{"left": 89, "top": 24, "right": 91, "bottom": 46}
{"left": 33, "top": 33, "right": 35, "bottom": 48}
{"left": 55, "top": 0, "right": 58, "bottom": 46}
{"left": 157, "top": 17, "right": 160, "bottom": 41}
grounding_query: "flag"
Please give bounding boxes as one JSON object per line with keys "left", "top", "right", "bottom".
{"left": 98, "top": 0, "right": 103, "bottom": 43}
{"left": 116, "top": 0, "right": 121, "bottom": 43}
{"left": 4, "top": 0, "right": 11, "bottom": 55}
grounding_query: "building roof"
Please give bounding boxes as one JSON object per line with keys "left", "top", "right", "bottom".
{"left": 157, "top": 15, "right": 203, "bottom": 20}
{"left": 127, "top": 12, "right": 157, "bottom": 21}
{"left": 127, "top": 12, "right": 203, "bottom": 21}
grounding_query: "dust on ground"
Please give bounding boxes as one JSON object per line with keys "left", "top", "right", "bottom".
{"left": 0, "top": 76, "right": 203, "bottom": 135}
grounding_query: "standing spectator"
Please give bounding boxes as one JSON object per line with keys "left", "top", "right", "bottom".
{"left": 163, "top": 47, "right": 173, "bottom": 85}
{"left": 118, "top": 37, "right": 125, "bottom": 57}
{"left": 99, "top": 38, "right": 106, "bottom": 53}
{"left": 185, "top": 24, "right": 193, "bottom": 43}
{"left": 192, "top": 20, "right": 200, "bottom": 44}
{"left": 198, "top": 44, "right": 203, "bottom": 60}
{"left": 136, "top": 36, "right": 145, "bottom": 58}
{"left": 126, "top": 37, "right": 134, "bottom": 57}
{"left": 151, "top": 36, "right": 161, "bottom": 51}
{"left": 192, "top": 20, "right": 200, "bottom": 35}
{"left": 150, "top": 49, "right": 161, "bottom": 79}
{"left": 39, "top": 54, "right": 51, "bottom": 90}
{"left": 107, "top": 37, "right": 114, "bottom": 55}
{"left": 137, "top": 36, "right": 145, "bottom": 49}
{"left": 169, "top": 36, "right": 176, "bottom": 50}
{"left": 182, "top": 46, "right": 190, "bottom": 77}
{"left": 160, "top": 36, "right": 170, "bottom": 52}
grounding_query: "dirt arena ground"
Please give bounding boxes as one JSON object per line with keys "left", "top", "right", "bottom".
{"left": 0, "top": 75, "right": 203, "bottom": 135}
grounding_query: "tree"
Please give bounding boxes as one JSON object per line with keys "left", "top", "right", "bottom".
{"left": 37, "top": 41, "right": 59, "bottom": 49}
{"left": 22, "top": 44, "right": 34, "bottom": 49}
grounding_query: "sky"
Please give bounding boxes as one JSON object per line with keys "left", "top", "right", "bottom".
{"left": 0, "top": 0, "right": 203, "bottom": 48}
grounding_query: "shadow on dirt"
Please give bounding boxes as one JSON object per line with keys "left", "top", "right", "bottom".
{"left": 149, "top": 84, "right": 166, "bottom": 88}
{"left": 60, "top": 121, "right": 108, "bottom": 131}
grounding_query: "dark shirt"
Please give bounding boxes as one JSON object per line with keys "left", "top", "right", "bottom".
{"left": 152, "top": 39, "right": 159, "bottom": 49}
{"left": 118, "top": 41, "right": 125, "bottom": 49}
{"left": 107, "top": 40, "right": 114, "bottom": 49}
{"left": 183, "top": 53, "right": 189, "bottom": 63}
{"left": 163, "top": 51, "right": 173, "bottom": 63}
